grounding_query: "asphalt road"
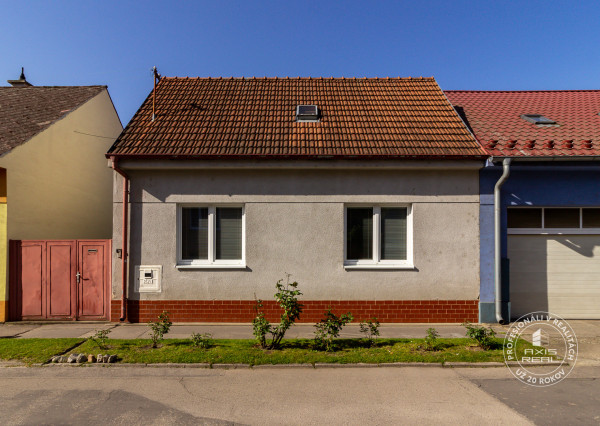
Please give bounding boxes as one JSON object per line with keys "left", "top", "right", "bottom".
{"left": 1, "top": 365, "right": 598, "bottom": 425}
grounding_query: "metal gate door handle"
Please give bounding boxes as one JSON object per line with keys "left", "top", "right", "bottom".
{"left": 76, "top": 272, "right": 81, "bottom": 284}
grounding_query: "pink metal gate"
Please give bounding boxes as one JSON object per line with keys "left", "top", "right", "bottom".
{"left": 9, "top": 240, "right": 111, "bottom": 321}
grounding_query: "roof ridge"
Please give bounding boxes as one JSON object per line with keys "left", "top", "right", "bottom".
{"left": 0, "top": 85, "right": 107, "bottom": 89}
{"left": 445, "top": 89, "right": 600, "bottom": 93}
{"left": 160, "top": 76, "right": 436, "bottom": 81}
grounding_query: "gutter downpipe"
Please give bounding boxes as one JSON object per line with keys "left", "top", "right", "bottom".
{"left": 111, "top": 158, "right": 129, "bottom": 322}
{"left": 494, "top": 158, "right": 511, "bottom": 324}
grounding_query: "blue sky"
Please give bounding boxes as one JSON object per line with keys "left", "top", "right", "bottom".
{"left": 2, "top": 1, "right": 599, "bottom": 123}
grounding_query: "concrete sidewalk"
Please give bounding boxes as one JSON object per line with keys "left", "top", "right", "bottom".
{"left": 0, "top": 322, "right": 478, "bottom": 340}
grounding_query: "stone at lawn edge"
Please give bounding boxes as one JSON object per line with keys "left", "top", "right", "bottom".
{"left": 67, "top": 354, "right": 78, "bottom": 363}
{"left": 102, "top": 355, "right": 110, "bottom": 363}
{"left": 76, "top": 354, "right": 87, "bottom": 363}
{"left": 88, "top": 354, "right": 95, "bottom": 363}
{"left": 51, "top": 356, "right": 59, "bottom": 363}
{"left": 59, "top": 356, "right": 68, "bottom": 363}
{"left": 108, "top": 355, "right": 117, "bottom": 363}
{"left": 97, "top": 354, "right": 104, "bottom": 363}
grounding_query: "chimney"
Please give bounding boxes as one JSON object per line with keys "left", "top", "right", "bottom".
{"left": 7, "top": 67, "right": 32, "bottom": 87}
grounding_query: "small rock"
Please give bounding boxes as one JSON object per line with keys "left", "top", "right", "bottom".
{"left": 76, "top": 354, "right": 87, "bottom": 363}
{"left": 59, "top": 356, "right": 68, "bottom": 363}
{"left": 51, "top": 356, "right": 60, "bottom": 363}
{"left": 88, "top": 354, "right": 95, "bottom": 363}
{"left": 67, "top": 354, "right": 77, "bottom": 363}
{"left": 108, "top": 355, "right": 117, "bottom": 363}
{"left": 97, "top": 354, "right": 104, "bottom": 363}
{"left": 102, "top": 355, "right": 110, "bottom": 363}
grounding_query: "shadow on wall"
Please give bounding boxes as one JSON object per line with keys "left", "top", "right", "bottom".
{"left": 555, "top": 236, "right": 598, "bottom": 258}
{"left": 131, "top": 168, "right": 478, "bottom": 202}
{"left": 509, "top": 234, "right": 548, "bottom": 320}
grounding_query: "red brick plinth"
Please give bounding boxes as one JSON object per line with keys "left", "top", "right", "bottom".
{"left": 111, "top": 299, "right": 478, "bottom": 323}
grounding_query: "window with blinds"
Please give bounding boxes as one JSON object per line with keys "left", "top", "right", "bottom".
{"left": 216, "top": 208, "right": 243, "bottom": 260}
{"left": 179, "top": 206, "right": 244, "bottom": 265}
{"left": 345, "top": 205, "right": 411, "bottom": 268}
{"left": 381, "top": 207, "right": 407, "bottom": 260}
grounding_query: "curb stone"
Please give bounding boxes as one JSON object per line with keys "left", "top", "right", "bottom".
{"left": 444, "top": 362, "right": 506, "bottom": 368}
{"left": 252, "top": 363, "right": 314, "bottom": 369}
{"left": 212, "top": 363, "right": 250, "bottom": 369}
{"left": 0, "top": 361, "right": 28, "bottom": 367}
{"left": 504, "top": 361, "right": 567, "bottom": 367}
{"left": 44, "top": 362, "right": 132, "bottom": 368}
{"left": 314, "top": 363, "right": 376, "bottom": 368}
{"left": 146, "top": 363, "right": 211, "bottom": 368}
{"left": 2, "top": 361, "right": 559, "bottom": 369}
{"left": 379, "top": 362, "right": 443, "bottom": 368}
{"left": 96, "top": 363, "right": 142, "bottom": 368}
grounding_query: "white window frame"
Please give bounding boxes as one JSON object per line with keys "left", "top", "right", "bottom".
{"left": 176, "top": 204, "right": 246, "bottom": 269}
{"left": 507, "top": 206, "right": 600, "bottom": 235}
{"left": 344, "top": 204, "right": 414, "bottom": 270}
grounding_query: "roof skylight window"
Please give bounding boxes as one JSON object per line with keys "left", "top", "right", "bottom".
{"left": 520, "top": 114, "right": 557, "bottom": 125}
{"left": 296, "top": 105, "right": 319, "bottom": 121}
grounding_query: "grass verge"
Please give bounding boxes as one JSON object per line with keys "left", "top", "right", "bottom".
{"left": 0, "top": 338, "right": 85, "bottom": 364}
{"left": 69, "top": 337, "right": 534, "bottom": 365}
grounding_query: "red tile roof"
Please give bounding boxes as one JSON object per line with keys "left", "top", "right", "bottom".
{"left": 0, "top": 86, "right": 106, "bottom": 155}
{"left": 445, "top": 90, "right": 600, "bottom": 157}
{"left": 108, "top": 77, "right": 486, "bottom": 159}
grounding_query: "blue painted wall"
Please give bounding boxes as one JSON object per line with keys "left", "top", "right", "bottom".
{"left": 479, "top": 162, "right": 600, "bottom": 322}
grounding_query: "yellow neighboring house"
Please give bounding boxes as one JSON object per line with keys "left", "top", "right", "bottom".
{"left": 0, "top": 71, "right": 122, "bottom": 321}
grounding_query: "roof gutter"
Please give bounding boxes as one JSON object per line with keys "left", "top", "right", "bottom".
{"left": 106, "top": 153, "right": 489, "bottom": 161}
{"left": 491, "top": 155, "right": 600, "bottom": 162}
{"left": 111, "top": 157, "right": 129, "bottom": 322}
{"left": 494, "top": 158, "right": 511, "bottom": 324}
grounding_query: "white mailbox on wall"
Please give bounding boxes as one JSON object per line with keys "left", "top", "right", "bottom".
{"left": 135, "top": 265, "right": 162, "bottom": 293}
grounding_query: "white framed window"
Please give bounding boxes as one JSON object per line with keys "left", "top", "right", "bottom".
{"left": 507, "top": 207, "right": 600, "bottom": 234}
{"left": 344, "top": 205, "right": 413, "bottom": 269}
{"left": 177, "top": 205, "right": 245, "bottom": 268}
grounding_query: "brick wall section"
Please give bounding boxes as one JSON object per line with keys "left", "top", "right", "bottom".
{"left": 111, "top": 300, "right": 478, "bottom": 323}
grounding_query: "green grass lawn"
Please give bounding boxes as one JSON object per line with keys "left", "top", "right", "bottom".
{"left": 0, "top": 338, "right": 85, "bottom": 364}
{"left": 70, "top": 337, "right": 533, "bottom": 365}
{"left": 0, "top": 337, "right": 538, "bottom": 365}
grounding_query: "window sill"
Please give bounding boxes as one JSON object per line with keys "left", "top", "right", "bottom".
{"left": 176, "top": 264, "right": 247, "bottom": 270}
{"left": 343, "top": 264, "right": 415, "bottom": 270}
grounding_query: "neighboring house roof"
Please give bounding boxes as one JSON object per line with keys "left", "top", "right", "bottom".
{"left": 0, "top": 86, "right": 106, "bottom": 156}
{"left": 445, "top": 90, "right": 600, "bottom": 157}
{"left": 108, "top": 77, "right": 486, "bottom": 159}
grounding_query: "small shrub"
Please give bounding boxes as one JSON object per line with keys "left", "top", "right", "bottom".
{"left": 252, "top": 274, "right": 303, "bottom": 349}
{"left": 359, "top": 318, "right": 380, "bottom": 347}
{"left": 462, "top": 322, "right": 496, "bottom": 350}
{"left": 314, "top": 309, "right": 354, "bottom": 351}
{"left": 191, "top": 332, "right": 213, "bottom": 349}
{"left": 148, "top": 311, "right": 172, "bottom": 348}
{"left": 89, "top": 329, "right": 111, "bottom": 349}
{"left": 252, "top": 298, "right": 270, "bottom": 348}
{"left": 424, "top": 327, "right": 439, "bottom": 351}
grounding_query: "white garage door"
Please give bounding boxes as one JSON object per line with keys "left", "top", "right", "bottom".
{"left": 509, "top": 234, "right": 600, "bottom": 319}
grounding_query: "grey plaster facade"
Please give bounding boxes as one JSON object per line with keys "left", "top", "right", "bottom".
{"left": 112, "top": 162, "right": 481, "bottom": 302}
